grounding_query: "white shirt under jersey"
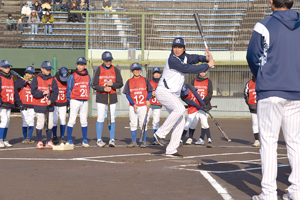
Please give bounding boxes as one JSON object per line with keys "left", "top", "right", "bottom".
{"left": 157, "top": 56, "right": 187, "bottom": 97}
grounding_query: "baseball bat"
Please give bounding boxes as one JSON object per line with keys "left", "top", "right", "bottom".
{"left": 44, "top": 84, "right": 51, "bottom": 131}
{"left": 10, "top": 70, "right": 32, "bottom": 84}
{"left": 193, "top": 13, "right": 214, "bottom": 68}
{"left": 139, "top": 105, "right": 152, "bottom": 143}
{"left": 206, "top": 111, "right": 231, "bottom": 142}
{"left": 107, "top": 79, "right": 111, "bottom": 126}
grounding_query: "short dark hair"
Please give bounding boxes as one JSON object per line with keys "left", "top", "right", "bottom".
{"left": 273, "top": 0, "right": 294, "bottom": 9}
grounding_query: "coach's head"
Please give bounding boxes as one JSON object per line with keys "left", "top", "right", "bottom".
{"left": 172, "top": 37, "right": 186, "bottom": 57}
{"left": 271, "top": 0, "right": 294, "bottom": 11}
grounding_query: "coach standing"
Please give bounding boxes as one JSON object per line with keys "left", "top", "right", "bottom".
{"left": 247, "top": 0, "right": 300, "bottom": 199}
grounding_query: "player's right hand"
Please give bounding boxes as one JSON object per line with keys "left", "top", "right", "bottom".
{"left": 206, "top": 54, "right": 213, "bottom": 61}
{"left": 104, "top": 87, "right": 111, "bottom": 92}
{"left": 134, "top": 105, "right": 138, "bottom": 113}
{"left": 208, "top": 58, "right": 214, "bottom": 68}
{"left": 43, "top": 90, "right": 49, "bottom": 95}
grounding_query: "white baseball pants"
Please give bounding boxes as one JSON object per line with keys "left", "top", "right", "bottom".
{"left": 147, "top": 107, "right": 161, "bottom": 130}
{"left": 129, "top": 105, "right": 147, "bottom": 131}
{"left": 21, "top": 108, "right": 35, "bottom": 127}
{"left": 53, "top": 106, "right": 67, "bottom": 126}
{"left": 97, "top": 103, "right": 116, "bottom": 123}
{"left": 36, "top": 112, "right": 54, "bottom": 130}
{"left": 155, "top": 87, "right": 185, "bottom": 155}
{"left": 184, "top": 110, "right": 209, "bottom": 130}
{"left": 67, "top": 99, "right": 88, "bottom": 127}
{"left": 258, "top": 96, "right": 300, "bottom": 200}
{"left": 251, "top": 113, "right": 259, "bottom": 134}
{"left": 0, "top": 108, "right": 11, "bottom": 128}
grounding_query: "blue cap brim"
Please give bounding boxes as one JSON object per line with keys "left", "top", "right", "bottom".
{"left": 103, "top": 57, "right": 113, "bottom": 61}
{"left": 24, "top": 70, "right": 34, "bottom": 74}
{"left": 77, "top": 61, "right": 87, "bottom": 65}
{"left": 42, "top": 67, "right": 53, "bottom": 70}
{"left": 2, "top": 64, "right": 12, "bottom": 68}
{"left": 59, "top": 76, "right": 68, "bottom": 82}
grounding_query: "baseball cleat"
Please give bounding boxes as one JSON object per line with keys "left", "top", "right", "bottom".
{"left": 66, "top": 140, "right": 75, "bottom": 148}
{"left": 179, "top": 140, "right": 183, "bottom": 147}
{"left": 140, "top": 141, "right": 147, "bottom": 148}
{"left": 4, "top": 140, "right": 12, "bottom": 148}
{"left": 22, "top": 137, "right": 30, "bottom": 144}
{"left": 252, "top": 194, "right": 264, "bottom": 200}
{"left": 0, "top": 140, "right": 5, "bottom": 148}
{"left": 96, "top": 139, "right": 106, "bottom": 147}
{"left": 36, "top": 141, "right": 44, "bottom": 149}
{"left": 109, "top": 139, "right": 116, "bottom": 147}
{"left": 185, "top": 138, "right": 193, "bottom": 145}
{"left": 195, "top": 138, "right": 205, "bottom": 145}
{"left": 59, "top": 137, "right": 66, "bottom": 145}
{"left": 165, "top": 152, "right": 183, "bottom": 158}
{"left": 282, "top": 193, "right": 294, "bottom": 200}
{"left": 52, "top": 136, "right": 59, "bottom": 145}
{"left": 152, "top": 140, "right": 159, "bottom": 145}
{"left": 207, "top": 138, "right": 213, "bottom": 148}
{"left": 252, "top": 140, "right": 261, "bottom": 147}
{"left": 45, "top": 140, "right": 55, "bottom": 149}
{"left": 153, "top": 133, "right": 167, "bottom": 146}
{"left": 82, "top": 139, "right": 89, "bottom": 148}
{"left": 127, "top": 141, "right": 138, "bottom": 148}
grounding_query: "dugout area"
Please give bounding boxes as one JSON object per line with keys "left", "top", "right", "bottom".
{"left": 0, "top": 117, "right": 290, "bottom": 200}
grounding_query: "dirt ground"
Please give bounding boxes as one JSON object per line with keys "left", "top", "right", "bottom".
{"left": 0, "top": 117, "right": 290, "bottom": 200}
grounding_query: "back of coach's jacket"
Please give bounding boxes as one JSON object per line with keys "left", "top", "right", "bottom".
{"left": 246, "top": 9, "right": 300, "bottom": 102}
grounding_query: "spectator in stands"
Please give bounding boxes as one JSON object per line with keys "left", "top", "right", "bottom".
{"left": 18, "top": 14, "right": 27, "bottom": 32}
{"left": 64, "top": 0, "right": 73, "bottom": 12}
{"left": 21, "top": 2, "right": 31, "bottom": 18}
{"left": 28, "top": 12, "right": 40, "bottom": 34}
{"left": 6, "top": 14, "right": 17, "bottom": 31}
{"left": 41, "top": 0, "right": 52, "bottom": 11}
{"left": 41, "top": 11, "right": 54, "bottom": 34}
{"left": 53, "top": 0, "right": 63, "bottom": 11}
{"left": 32, "top": 1, "right": 43, "bottom": 19}
{"left": 67, "top": 2, "right": 84, "bottom": 22}
{"left": 102, "top": 0, "right": 112, "bottom": 18}
{"left": 79, "top": 0, "right": 87, "bottom": 11}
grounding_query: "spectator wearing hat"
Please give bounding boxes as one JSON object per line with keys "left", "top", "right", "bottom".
{"left": 91, "top": 51, "right": 123, "bottom": 148}
{"left": 41, "top": 10, "right": 54, "bottom": 34}
{"left": 52, "top": 67, "right": 69, "bottom": 145}
{"left": 15, "top": 66, "right": 36, "bottom": 144}
{"left": 32, "top": 1, "right": 43, "bottom": 19}
{"left": 65, "top": 57, "right": 91, "bottom": 148}
{"left": 147, "top": 67, "right": 163, "bottom": 145}
{"left": 122, "top": 63, "right": 153, "bottom": 148}
{"left": 21, "top": 3, "right": 31, "bottom": 17}
{"left": 28, "top": 12, "right": 40, "bottom": 34}
{"left": 31, "top": 61, "right": 58, "bottom": 149}
{"left": 6, "top": 14, "right": 17, "bottom": 31}
{"left": 18, "top": 14, "right": 27, "bottom": 32}
{"left": 0, "top": 60, "right": 23, "bottom": 148}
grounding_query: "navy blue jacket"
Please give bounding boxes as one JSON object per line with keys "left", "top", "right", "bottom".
{"left": 54, "top": 72, "right": 68, "bottom": 107}
{"left": 247, "top": 10, "right": 300, "bottom": 101}
{"left": 31, "top": 72, "right": 58, "bottom": 113}
{"left": 180, "top": 83, "right": 205, "bottom": 111}
{"left": 0, "top": 71, "right": 22, "bottom": 108}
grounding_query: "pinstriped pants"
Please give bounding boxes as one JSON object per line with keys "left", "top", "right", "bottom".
{"left": 155, "top": 87, "right": 185, "bottom": 154}
{"left": 258, "top": 97, "right": 300, "bottom": 200}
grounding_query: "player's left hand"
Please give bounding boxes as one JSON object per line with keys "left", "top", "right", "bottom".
{"left": 106, "top": 80, "right": 113, "bottom": 87}
{"left": 47, "top": 100, "right": 51, "bottom": 105}
{"left": 206, "top": 54, "right": 213, "bottom": 62}
{"left": 146, "top": 100, "right": 150, "bottom": 108}
{"left": 104, "top": 87, "right": 111, "bottom": 92}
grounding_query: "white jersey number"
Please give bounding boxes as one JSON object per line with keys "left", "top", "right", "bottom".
{"left": 57, "top": 93, "right": 65, "bottom": 101}
{"left": 80, "top": 89, "right": 88, "bottom": 97}
{"left": 134, "top": 95, "right": 144, "bottom": 105}
{"left": 25, "top": 94, "right": 33, "bottom": 103}
{"left": 6, "top": 93, "right": 14, "bottom": 102}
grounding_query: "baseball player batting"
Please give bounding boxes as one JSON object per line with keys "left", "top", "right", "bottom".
{"left": 153, "top": 37, "right": 214, "bottom": 157}
{"left": 247, "top": 0, "right": 300, "bottom": 199}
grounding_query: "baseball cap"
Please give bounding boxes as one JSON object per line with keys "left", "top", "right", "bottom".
{"left": 59, "top": 67, "right": 69, "bottom": 82}
{"left": 0, "top": 60, "right": 12, "bottom": 68}
{"left": 131, "top": 63, "right": 142, "bottom": 71}
{"left": 41, "top": 61, "right": 53, "bottom": 69}
{"left": 172, "top": 37, "right": 186, "bottom": 48}
{"left": 180, "top": 83, "right": 189, "bottom": 96}
{"left": 24, "top": 66, "right": 35, "bottom": 74}
{"left": 102, "top": 51, "right": 113, "bottom": 61}
{"left": 152, "top": 67, "right": 161, "bottom": 74}
{"left": 76, "top": 57, "right": 87, "bottom": 65}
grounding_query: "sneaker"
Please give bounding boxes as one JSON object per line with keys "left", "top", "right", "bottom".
{"left": 36, "top": 141, "right": 44, "bottom": 149}
{"left": 252, "top": 140, "right": 261, "bottom": 147}
{"left": 82, "top": 139, "right": 89, "bottom": 148}
{"left": 96, "top": 139, "right": 106, "bottom": 147}
{"left": 59, "top": 137, "right": 66, "bottom": 145}
{"left": 52, "top": 136, "right": 59, "bottom": 145}
{"left": 207, "top": 138, "right": 212, "bottom": 148}
{"left": 140, "top": 141, "right": 147, "bottom": 148}
{"left": 0, "top": 140, "right": 5, "bottom": 148}
{"left": 185, "top": 138, "right": 193, "bottom": 145}
{"left": 252, "top": 195, "right": 264, "bottom": 200}
{"left": 165, "top": 152, "right": 183, "bottom": 158}
{"left": 127, "top": 141, "right": 138, "bottom": 148}
{"left": 153, "top": 133, "right": 167, "bottom": 146}
{"left": 4, "top": 141, "right": 12, "bottom": 148}
{"left": 195, "top": 138, "right": 205, "bottom": 145}
{"left": 22, "top": 137, "right": 30, "bottom": 144}
{"left": 29, "top": 139, "right": 35, "bottom": 144}
{"left": 282, "top": 193, "right": 293, "bottom": 200}
{"left": 109, "top": 139, "right": 115, "bottom": 147}
{"left": 152, "top": 140, "right": 159, "bottom": 145}
{"left": 179, "top": 140, "right": 183, "bottom": 147}
{"left": 45, "top": 140, "right": 55, "bottom": 149}
{"left": 66, "top": 140, "right": 75, "bottom": 148}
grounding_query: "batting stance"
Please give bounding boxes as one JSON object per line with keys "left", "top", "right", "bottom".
{"left": 92, "top": 51, "right": 123, "bottom": 147}
{"left": 247, "top": 0, "right": 300, "bottom": 199}
{"left": 154, "top": 37, "right": 214, "bottom": 157}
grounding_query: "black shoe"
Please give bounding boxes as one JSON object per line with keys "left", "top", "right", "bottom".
{"left": 154, "top": 133, "right": 167, "bottom": 146}
{"left": 165, "top": 152, "right": 183, "bottom": 158}
{"left": 59, "top": 137, "right": 66, "bottom": 144}
{"left": 53, "top": 136, "right": 59, "bottom": 145}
